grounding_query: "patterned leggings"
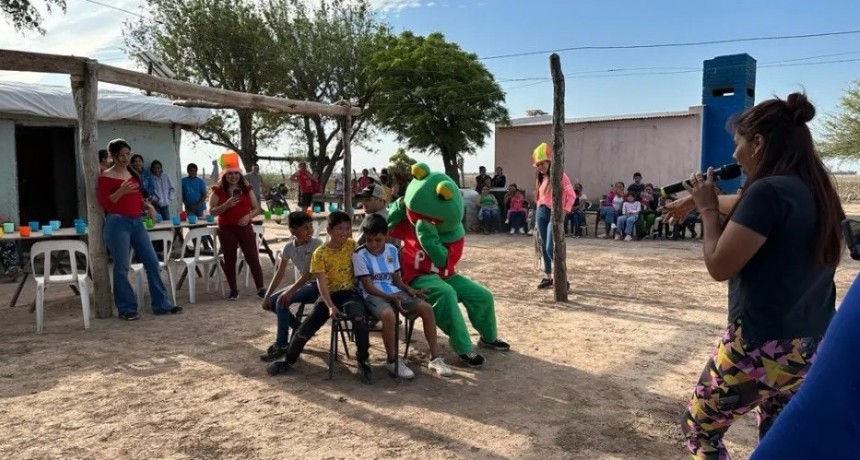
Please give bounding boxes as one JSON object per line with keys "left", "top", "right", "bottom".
{"left": 681, "top": 320, "right": 821, "bottom": 460}
{"left": 0, "top": 242, "right": 17, "bottom": 271}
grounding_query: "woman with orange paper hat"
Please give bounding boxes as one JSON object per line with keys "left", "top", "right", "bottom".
{"left": 208, "top": 152, "right": 265, "bottom": 301}
{"left": 532, "top": 143, "right": 575, "bottom": 290}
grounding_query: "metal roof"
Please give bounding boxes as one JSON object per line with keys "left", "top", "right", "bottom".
{"left": 501, "top": 106, "right": 702, "bottom": 128}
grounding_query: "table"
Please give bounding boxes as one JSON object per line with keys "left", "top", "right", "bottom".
{"left": 2, "top": 227, "right": 88, "bottom": 308}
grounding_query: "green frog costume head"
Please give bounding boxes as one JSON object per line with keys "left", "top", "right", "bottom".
{"left": 389, "top": 163, "right": 466, "bottom": 246}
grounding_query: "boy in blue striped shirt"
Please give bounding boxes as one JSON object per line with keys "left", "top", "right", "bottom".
{"left": 352, "top": 214, "right": 452, "bottom": 379}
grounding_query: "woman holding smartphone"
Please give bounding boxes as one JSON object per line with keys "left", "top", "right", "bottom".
{"left": 209, "top": 152, "right": 265, "bottom": 301}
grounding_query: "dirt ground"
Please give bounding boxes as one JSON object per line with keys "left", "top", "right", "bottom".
{"left": 1, "top": 216, "right": 858, "bottom": 460}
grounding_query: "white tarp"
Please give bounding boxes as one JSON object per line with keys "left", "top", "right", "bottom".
{"left": 0, "top": 81, "right": 212, "bottom": 127}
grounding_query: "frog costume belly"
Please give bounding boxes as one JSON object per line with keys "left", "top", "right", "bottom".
{"left": 388, "top": 164, "right": 507, "bottom": 360}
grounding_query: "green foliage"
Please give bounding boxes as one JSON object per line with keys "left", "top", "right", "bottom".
{"left": 1, "top": 0, "right": 66, "bottom": 33}
{"left": 370, "top": 31, "right": 509, "bottom": 184}
{"left": 820, "top": 80, "right": 860, "bottom": 160}
{"left": 387, "top": 147, "right": 417, "bottom": 191}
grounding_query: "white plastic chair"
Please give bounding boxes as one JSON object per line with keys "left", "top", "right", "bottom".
{"left": 237, "top": 225, "right": 266, "bottom": 288}
{"left": 177, "top": 227, "right": 223, "bottom": 303}
{"left": 131, "top": 230, "right": 177, "bottom": 308}
{"left": 30, "top": 240, "right": 91, "bottom": 333}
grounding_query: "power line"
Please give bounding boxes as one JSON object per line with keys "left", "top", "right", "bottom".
{"left": 81, "top": 0, "right": 161, "bottom": 23}
{"left": 480, "top": 29, "right": 860, "bottom": 60}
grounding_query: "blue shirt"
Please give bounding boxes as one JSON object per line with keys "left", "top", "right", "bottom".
{"left": 352, "top": 243, "right": 401, "bottom": 298}
{"left": 182, "top": 176, "right": 207, "bottom": 209}
{"left": 750, "top": 274, "right": 860, "bottom": 460}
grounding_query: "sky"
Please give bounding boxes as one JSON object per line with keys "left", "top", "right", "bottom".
{"left": 2, "top": 0, "right": 860, "bottom": 176}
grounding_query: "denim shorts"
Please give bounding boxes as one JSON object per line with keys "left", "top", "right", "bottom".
{"left": 364, "top": 291, "right": 420, "bottom": 318}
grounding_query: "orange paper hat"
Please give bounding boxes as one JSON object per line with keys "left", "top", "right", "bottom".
{"left": 532, "top": 142, "right": 552, "bottom": 165}
{"left": 219, "top": 151, "right": 244, "bottom": 175}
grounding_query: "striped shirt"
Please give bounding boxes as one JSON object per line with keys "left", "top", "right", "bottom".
{"left": 352, "top": 243, "right": 401, "bottom": 298}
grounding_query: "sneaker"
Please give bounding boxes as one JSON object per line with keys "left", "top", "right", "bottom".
{"left": 610, "top": 223, "right": 617, "bottom": 230}
{"left": 518, "top": 228, "right": 526, "bottom": 234}
{"left": 624, "top": 235, "right": 633, "bottom": 241}
{"left": 257, "top": 289, "right": 266, "bottom": 299}
{"left": 266, "top": 360, "right": 292, "bottom": 376}
{"left": 504, "top": 219, "right": 509, "bottom": 224}
{"left": 154, "top": 306, "right": 183, "bottom": 315}
{"left": 386, "top": 358, "right": 415, "bottom": 380}
{"left": 428, "top": 357, "right": 453, "bottom": 377}
{"left": 479, "top": 338, "right": 511, "bottom": 351}
{"left": 357, "top": 360, "right": 374, "bottom": 384}
{"left": 119, "top": 312, "right": 140, "bottom": 321}
{"left": 509, "top": 228, "right": 515, "bottom": 235}
{"left": 260, "top": 344, "right": 288, "bottom": 362}
{"left": 228, "top": 290, "right": 239, "bottom": 301}
{"left": 537, "top": 278, "right": 553, "bottom": 289}
{"left": 614, "top": 234, "right": 622, "bottom": 241}
{"left": 458, "top": 351, "right": 485, "bottom": 367}
{"left": 5, "top": 266, "right": 20, "bottom": 282}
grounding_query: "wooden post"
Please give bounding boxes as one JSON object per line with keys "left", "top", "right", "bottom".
{"left": 549, "top": 53, "right": 568, "bottom": 302}
{"left": 72, "top": 60, "right": 112, "bottom": 318}
{"left": 342, "top": 115, "right": 353, "bottom": 219}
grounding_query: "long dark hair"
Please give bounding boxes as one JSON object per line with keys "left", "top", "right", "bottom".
{"left": 217, "top": 172, "right": 248, "bottom": 195}
{"left": 727, "top": 92, "right": 844, "bottom": 267}
{"left": 106, "top": 138, "right": 141, "bottom": 183}
{"left": 535, "top": 161, "right": 551, "bottom": 198}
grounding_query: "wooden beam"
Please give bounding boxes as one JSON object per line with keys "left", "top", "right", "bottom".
{"left": 71, "top": 61, "right": 113, "bottom": 318}
{"left": 0, "top": 49, "right": 86, "bottom": 75}
{"left": 174, "top": 100, "right": 279, "bottom": 113}
{"left": 256, "top": 155, "right": 308, "bottom": 163}
{"left": 98, "top": 64, "right": 361, "bottom": 117}
{"left": 342, "top": 116, "right": 353, "bottom": 218}
{"left": 549, "top": 53, "right": 568, "bottom": 302}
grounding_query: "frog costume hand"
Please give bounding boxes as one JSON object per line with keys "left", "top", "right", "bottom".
{"left": 389, "top": 163, "right": 510, "bottom": 365}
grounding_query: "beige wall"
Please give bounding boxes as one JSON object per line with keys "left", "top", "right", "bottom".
{"left": 494, "top": 112, "right": 702, "bottom": 203}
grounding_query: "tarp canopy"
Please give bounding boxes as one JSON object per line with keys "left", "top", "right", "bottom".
{"left": 0, "top": 81, "right": 212, "bottom": 127}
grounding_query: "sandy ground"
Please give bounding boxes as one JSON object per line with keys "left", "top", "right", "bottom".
{"left": 1, "top": 218, "right": 858, "bottom": 460}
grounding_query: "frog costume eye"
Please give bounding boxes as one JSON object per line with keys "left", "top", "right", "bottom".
{"left": 411, "top": 163, "right": 430, "bottom": 180}
{"left": 436, "top": 182, "right": 455, "bottom": 201}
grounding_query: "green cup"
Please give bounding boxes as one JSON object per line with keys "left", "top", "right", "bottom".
{"left": 264, "top": 211, "right": 272, "bottom": 219}
{"left": 144, "top": 217, "right": 154, "bottom": 229}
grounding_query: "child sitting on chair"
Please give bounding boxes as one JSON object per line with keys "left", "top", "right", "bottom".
{"left": 353, "top": 214, "right": 453, "bottom": 378}
{"left": 266, "top": 211, "right": 374, "bottom": 384}
{"left": 505, "top": 189, "right": 528, "bottom": 235}
{"left": 259, "top": 211, "right": 322, "bottom": 362}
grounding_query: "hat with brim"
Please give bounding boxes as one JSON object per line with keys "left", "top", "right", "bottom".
{"left": 359, "top": 183, "right": 389, "bottom": 202}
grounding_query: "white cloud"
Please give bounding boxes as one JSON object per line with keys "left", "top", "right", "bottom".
{"left": 369, "top": 0, "right": 425, "bottom": 12}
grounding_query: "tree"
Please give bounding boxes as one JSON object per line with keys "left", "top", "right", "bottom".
{"left": 387, "top": 147, "right": 416, "bottom": 190}
{"left": 263, "top": 0, "right": 390, "bottom": 188}
{"left": 820, "top": 80, "right": 860, "bottom": 160}
{"left": 125, "top": 0, "right": 287, "bottom": 169}
{"left": 1, "top": 0, "right": 65, "bottom": 33}
{"left": 371, "top": 32, "right": 509, "bottom": 184}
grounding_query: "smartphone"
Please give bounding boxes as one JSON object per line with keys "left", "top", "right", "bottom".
{"left": 232, "top": 189, "right": 242, "bottom": 198}
{"left": 841, "top": 219, "right": 860, "bottom": 260}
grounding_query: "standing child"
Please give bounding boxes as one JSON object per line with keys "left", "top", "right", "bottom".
{"left": 353, "top": 214, "right": 453, "bottom": 378}
{"left": 505, "top": 189, "right": 528, "bottom": 234}
{"left": 259, "top": 211, "right": 322, "bottom": 362}
{"left": 266, "top": 211, "right": 374, "bottom": 384}
{"left": 615, "top": 192, "right": 641, "bottom": 241}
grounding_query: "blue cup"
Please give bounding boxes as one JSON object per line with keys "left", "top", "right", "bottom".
{"left": 75, "top": 223, "right": 86, "bottom": 234}
{"left": 155, "top": 214, "right": 163, "bottom": 223}
{"left": 206, "top": 214, "right": 215, "bottom": 223}
{"left": 50, "top": 220, "right": 61, "bottom": 231}
{"left": 74, "top": 218, "right": 86, "bottom": 226}
{"left": 28, "top": 221, "right": 40, "bottom": 232}
{"left": 188, "top": 215, "right": 198, "bottom": 224}
{"left": 42, "top": 225, "right": 54, "bottom": 236}
{"left": 313, "top": 205, "right": 322, "bottom": 213}
{"left": 3, "top": 222, "right": 14, "bottom": 233}
{"left": 171, "top": 215, "right": 181, "bottom": 226}
{"left": 328, "top": 204, "right": 337, "bottom": 212}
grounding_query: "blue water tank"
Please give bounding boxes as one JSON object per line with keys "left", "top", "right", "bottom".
{"left": 701, "top": 53, "right": 756, "bottom": 193}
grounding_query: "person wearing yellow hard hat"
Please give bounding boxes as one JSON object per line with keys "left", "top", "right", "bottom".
{"left": 532, "top": 143, "right": 575, "bottom": 290}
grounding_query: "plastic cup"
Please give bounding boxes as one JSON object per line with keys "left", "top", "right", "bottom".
{"left": 188, "top": 215, "right": 198, "bottom": 225}
{"left": 0, "top": 226, "right": 4, "bottom": 238}
{"left": 42, "top": 225, "right": 54, "bottom": 236}
{"left": 3, "top": 222, "right": 13, "bottom": 233}
{"left": 50, "top": 220, "right": 61, "bottom": 231}
{"left": 144, "top": 218, "right": 155, "bottom": 229}
{"left": 171, "top": 215, "right": 181, "bottom": 226}
{"left": 179, "top": 212, "right": 188, "bottom": 222}
{"left": 206, "top": 214, "right": 215, "bottom": 223}
{"left": 313, "top": 205, "right": 322, "bottom": 213}
{"left": 155, "top": 214, "right": 163, "bottom": 223}
{"left": 28, "top": 221, "right": 40, "bottom": 232}
{"left": 75, "top": 222, "right": 86, "bottom": 234}
{"left": 263, "top": 211, "right": 271, "bottom": 219}
{"left": 19, "top": 226, "right": 31, "bottom": 237}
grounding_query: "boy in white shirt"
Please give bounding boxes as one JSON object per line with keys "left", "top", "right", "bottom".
{"left": 352, "top": 214, "right": 453, "bottom": 378}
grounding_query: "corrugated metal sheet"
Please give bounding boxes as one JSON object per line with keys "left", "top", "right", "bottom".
{"left": 501, "top": 106, "right": 702, "bottom": 128}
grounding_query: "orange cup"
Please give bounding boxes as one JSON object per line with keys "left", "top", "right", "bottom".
{"left": 19, "top": 225, "right": 31, "bottom": 237}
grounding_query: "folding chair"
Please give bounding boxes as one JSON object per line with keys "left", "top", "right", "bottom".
{"left": 328, "top": 317, "right": 354, "bottom": 380}
{"left": 237, "top": 225, "right": 266, "bottom": 288}
{"left": 30, "top": 240, "right": 91, "bottom": 333}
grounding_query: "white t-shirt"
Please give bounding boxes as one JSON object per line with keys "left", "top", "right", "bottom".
{"left": 622, "top": 201, "right": 642, "bottom": 216}
{"left": 352, "top": 243, "right": 401, "bottom": 298}
{"left": 612, "top": 195, "right": 625, "bottom": 212}
{"left": 281, "top": 237, "right": 323, "bottom": 275}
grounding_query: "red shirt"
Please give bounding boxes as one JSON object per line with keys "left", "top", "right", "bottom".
{"left": 357, "top": 176, "right": 374, "bottom": 190}
{"left": 97, "top": 175, "right": 144, "bottom": 218}
{"left": 389, "top": 220, "right": 464, "bottom": 283}
{"left": 296, "top": 170, "right": 317, "bottom": 194}
{"left": 212, "top": 185, "right": 253, "bottom": 226}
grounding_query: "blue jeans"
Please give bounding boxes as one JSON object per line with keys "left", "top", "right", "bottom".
{"left": 478, "top": 208, "right": 500, "bottom": 232}
{"left": 536, "top": 205, "right": 553, "bottom": 275}
{"left": 617, "top": 214, "right": 639, "bottom": 236}
{"left": 156, "top": 206, "right": 170, "bottom": 221}
{"left": 271, "top": 282, "right": 320, "bottom": 347}
{"left": 565, "top": 210, "right": 586, "bottom": 235}
{"left": 598, "top": 206, "right": 617, "bottom": 234}
{"left": 103, "top": 214, "right": 174, "bottom": 315}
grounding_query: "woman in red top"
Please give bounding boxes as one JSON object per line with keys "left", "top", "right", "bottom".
{"left": 289, "top": 161, "right": 319, "bottom": 211}
{"left": 209, "top": 152, "right": 265, "bottom": 301}
{"left": 97, "top": 139, "right": 181, "bottom": 320}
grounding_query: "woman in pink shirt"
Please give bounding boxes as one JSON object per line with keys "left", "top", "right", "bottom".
{"left": 532, "top": 143, "right": 575, "bottom": 289}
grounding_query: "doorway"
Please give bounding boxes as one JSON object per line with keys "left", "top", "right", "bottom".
{"left": 15, "top": 125, "right": 78, "bottom": 226}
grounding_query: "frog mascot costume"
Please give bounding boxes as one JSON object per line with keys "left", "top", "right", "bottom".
{"left": 388, "top": 163, "right": 510, "bottom": 366}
